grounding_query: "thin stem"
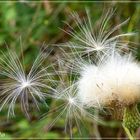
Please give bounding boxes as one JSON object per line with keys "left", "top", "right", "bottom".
{"left": 122, "top": 124, "right": 135, "bottom": 140}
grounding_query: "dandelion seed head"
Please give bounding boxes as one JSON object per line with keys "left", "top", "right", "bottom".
{"left": 78, "top": 52, "right": 140, "bottom": 108}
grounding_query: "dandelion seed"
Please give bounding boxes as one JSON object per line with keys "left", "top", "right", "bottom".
{"left": 0, "top": 48, "right": 55, "bottom": 118}
{"left": 60, "top": 9, "right": 134, "bottom": 58}
{"left": 42, "top": 69, "right": 101, "bottom": 137}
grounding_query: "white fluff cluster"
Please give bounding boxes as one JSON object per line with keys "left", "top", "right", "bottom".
{"left": 61, "top": 9, "right": 140, "bottom": 112}
{"left": 78, "top": 53, "right": 140, "bottom": 108}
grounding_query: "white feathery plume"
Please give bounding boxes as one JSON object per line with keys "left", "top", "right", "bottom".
{"left": 0, "top": 48, "right": 55, "bottom": 118}
{"left": 60, "top": 9, "right": 134, "bottom": 57}
{"left": 78, "top": 50, "right": 140, "bottom": 109}
{"left": 41, "top": 64, "right": 102, "bottom": 137}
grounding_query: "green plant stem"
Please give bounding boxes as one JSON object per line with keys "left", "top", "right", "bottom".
{"left": 123, "top": 124, "right": 135, "bottom": 140}
{"left": 123, "top": 105, "right": 140, "bottom": 140}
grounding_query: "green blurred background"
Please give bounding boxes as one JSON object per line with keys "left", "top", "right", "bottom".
{"left": 0, "top": 1, "right": 140, "bottom": 139}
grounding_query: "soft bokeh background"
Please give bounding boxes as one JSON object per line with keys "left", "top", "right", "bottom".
{"left": 0, "top": 1, "right": 140, "bottom": 139}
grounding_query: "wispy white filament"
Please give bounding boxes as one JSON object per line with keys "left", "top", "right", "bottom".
{"left": 61, "top": 9, "right": 134, "bottom": 57}
{"left": 42, "top": 69, "right": 101, "bottom": 137}
{"left": 0, "top": 49, "right": 55, "bottom": 118}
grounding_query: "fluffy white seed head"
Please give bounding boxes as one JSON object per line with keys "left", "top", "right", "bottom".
{"left": 78, "top": 53, "right": 140, "bottom": 108}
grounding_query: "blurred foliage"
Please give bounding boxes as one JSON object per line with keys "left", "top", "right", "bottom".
{"left": 0, "top": 1, "right": 140, "bottom": 139}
